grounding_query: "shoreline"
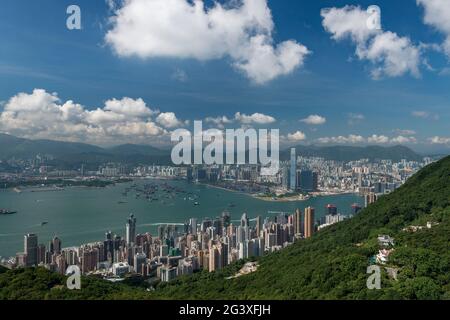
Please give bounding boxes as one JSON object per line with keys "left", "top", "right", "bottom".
{"left": 201, "top": 182, "right": 357, "bottom": 202}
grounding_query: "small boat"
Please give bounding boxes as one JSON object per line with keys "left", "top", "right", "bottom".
{"left": 41, "top": 221, "right": 48, "bottom": 226}
{"left": 194, "top": 202, "right": 200, "bottom": 206}
{"left": 0, "top": 209, "right": 17, "bottom": 215}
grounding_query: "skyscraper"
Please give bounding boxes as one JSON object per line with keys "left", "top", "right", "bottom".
{"left": 298, "top": 170, "right": 318, "bottom": 192}
{"left": 281, "top": 166, "right": 289, "bottom": 189}
{"left": 134, "top": 252, "right": 147, "bottom": 274}
{"left": 52, "top": 236, "right": 61, "bottom": 255}
{"left": 255, "top": 215, "right": 262, "bottom": 237}
{"left": 304, "top": 207, "right": 315, "bottom": 239}
{"left": 104, "top": 231, "right": 114, "bottom": 263}
{"left": 189, "top": 218, "right": 197, "bottom": 234}
{"left": 290, "top": 148, "right": 297, "bottom": 191}
{"left": 365, "top": 193, "right": 378, "bottom": 208}
{"left": 294, "top": 209, "right": 302, "bottom": 235}
{"left": 209, "top": 244, "right": 223, "bottom": 272}
{"left": 239, "top": 213, "right": 250, "bottom": 244}
{"left": 126, "top": 214, "right": 137, "bottom": 245}
{"left": 37, "top": 244, "right": 46, "bottom": 265}
{"left": 24, "top": 234, "right": 38, "bottom": 267}
{"left": 240, "top": 212, "right": 249, "bottom": 228}
{"left": 221, "top": 211, "right": 231, "bottom": 228}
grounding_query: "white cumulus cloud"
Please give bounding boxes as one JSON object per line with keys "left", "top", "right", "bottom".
{"left": 156, "top": 112, "right": 187, "bottom": 128}
{"left": 0, "top": 89, "right": 167, "bottom": 145}
{"left": 429, "top": 136, "right": 450, "bottom": 144}
{"left": 287, "top": 131, "right": 306, "bottom": 142}
{"left": 391, "top": 136, "right": 417, "bottom": 144}
{"left": 417, "top": 0, "right": 450, "bottom": 58}
{"left": 368, "top": 134, "right": 389, "bottom": 144}
{"left": 316, "top": 135, "right": 365, "bottom": 144}
{"left": 234, "top": 112, "right": 276, "bottom": 124}
{"left": 105, "top": 0, "right": 310, "bottom": 84}
{"left": 205, "top": 115, "right": 233, "bottom": 129}
{"left": 300, "top": 114, "right": 326, "bottom": 125}
{"left": 321, "top": 5, "right": 421, "bottom": 79}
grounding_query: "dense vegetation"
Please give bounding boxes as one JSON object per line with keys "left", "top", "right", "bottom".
{"left": 0, "top": 156, "right": 449, "bottom": 300}
{"left": 154, "top": 155, "right": 450, "bottom": 299}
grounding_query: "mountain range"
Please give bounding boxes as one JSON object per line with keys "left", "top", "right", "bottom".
{"left": 0, "top": 133, "right": 424, "bottom": 167}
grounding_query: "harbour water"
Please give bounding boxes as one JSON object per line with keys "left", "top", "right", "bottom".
{"left": 0, "top": 179, "right": 363, "bottom": 257}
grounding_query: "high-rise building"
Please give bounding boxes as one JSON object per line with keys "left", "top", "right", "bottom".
{"left": 104, "top": 231, "right": 114, "bottom": 263}
{"left": 297, "top": 170, "right": 318, "bottom": 192}
{"left": 52, "top": 236, "right": 61, "bottom": 255}
{"left": 221, "top": 211, "right": 231, "bottom": 228}
{"left": 126, "top": 214, "right": 137, "bottom": 245}
{"left": 160, "top": 266, "right": 177, "bottom": 282}
{"left": 294, "top": 209, "right": 302, "bottom": 235}
{"left": 160, "top": 244, "right": 169, "bottom": 257}
{"left": 209, "top": 244, "right": 223, "bottom": 272}
{"left": 24, "top": 234, "right": 38, "bottom": 267}
{"left": 16, "top": 253, "right": 27, "bottom": 267}
{"left": 326, "top": 204, "right": 338, "bottom": 216}
{"left": 240, "top": 213, "right": 249, "bottom": 228}
{"left": 133, "top": 252, "right": 147, "bottom": 274}
{"left": 365, "top": 193, "right": 378, "bottom": 208}
{"left": 189, "top": 218, "right": 197, "bottom": 234}
{"left": 304, "top": 207, "right": 315, "bottom": 239}
{"left": 81, "top": 247, "right": 99, "bottom": 274}
{"left": 290, "top": 148, "right": 297, "bottom": 191}
{"left": 37, "top": 244, "right": 46, "bottom": 265}
{"left": 255, "top": 216, "right": 262, "bottom": 237}
{"left": 281, "top": 166, "right": 290, "bottom": 189}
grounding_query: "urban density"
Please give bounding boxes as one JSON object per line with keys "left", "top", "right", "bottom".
{"left": 0, "top": 148, "right": 435, "bottom": 284}
{"left": 9, "top": 206, "right": 346, "bottom": 283}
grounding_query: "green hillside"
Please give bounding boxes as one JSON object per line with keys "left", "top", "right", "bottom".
{"left": 0, "top": 156, "right": 449, "bottom": 300}
{"left": 151, "top": 155, "right": 450, "bottom": 299}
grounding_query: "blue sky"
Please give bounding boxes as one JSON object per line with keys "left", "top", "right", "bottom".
{"left": 0, "top": 0, "right": 449, "bottom": 153}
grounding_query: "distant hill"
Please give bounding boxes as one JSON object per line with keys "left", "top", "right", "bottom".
{"left": 0, "top": 133, "right": 423, "bottom": 166}
{"left": 107, "top": 144, "right": 168, "bottom": 157}
{"left": 0, "top": 134, "right": 171, "bottom": 167}
{"left": 281, "top": 145, "right": 423, "bottom": 162}
{"left": 0, "top": 133, "right": 104, "bottom": 159}
{"left": 0, "top": 156, "right": 448, "bottom": 300}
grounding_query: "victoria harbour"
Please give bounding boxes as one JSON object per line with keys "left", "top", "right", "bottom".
{"left": 0, "top": 179, "right": 362, "bottom": 257}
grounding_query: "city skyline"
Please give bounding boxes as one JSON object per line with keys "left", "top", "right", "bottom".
{"left": 0, "top": 1, "right": 449, "bottom": 153}
{"left": 10, "top": 206, "right": 338, "bottom": 280}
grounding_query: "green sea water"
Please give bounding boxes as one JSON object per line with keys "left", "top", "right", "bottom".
{"left": 0, "top": 179, "right": 363, "bottom": 257}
